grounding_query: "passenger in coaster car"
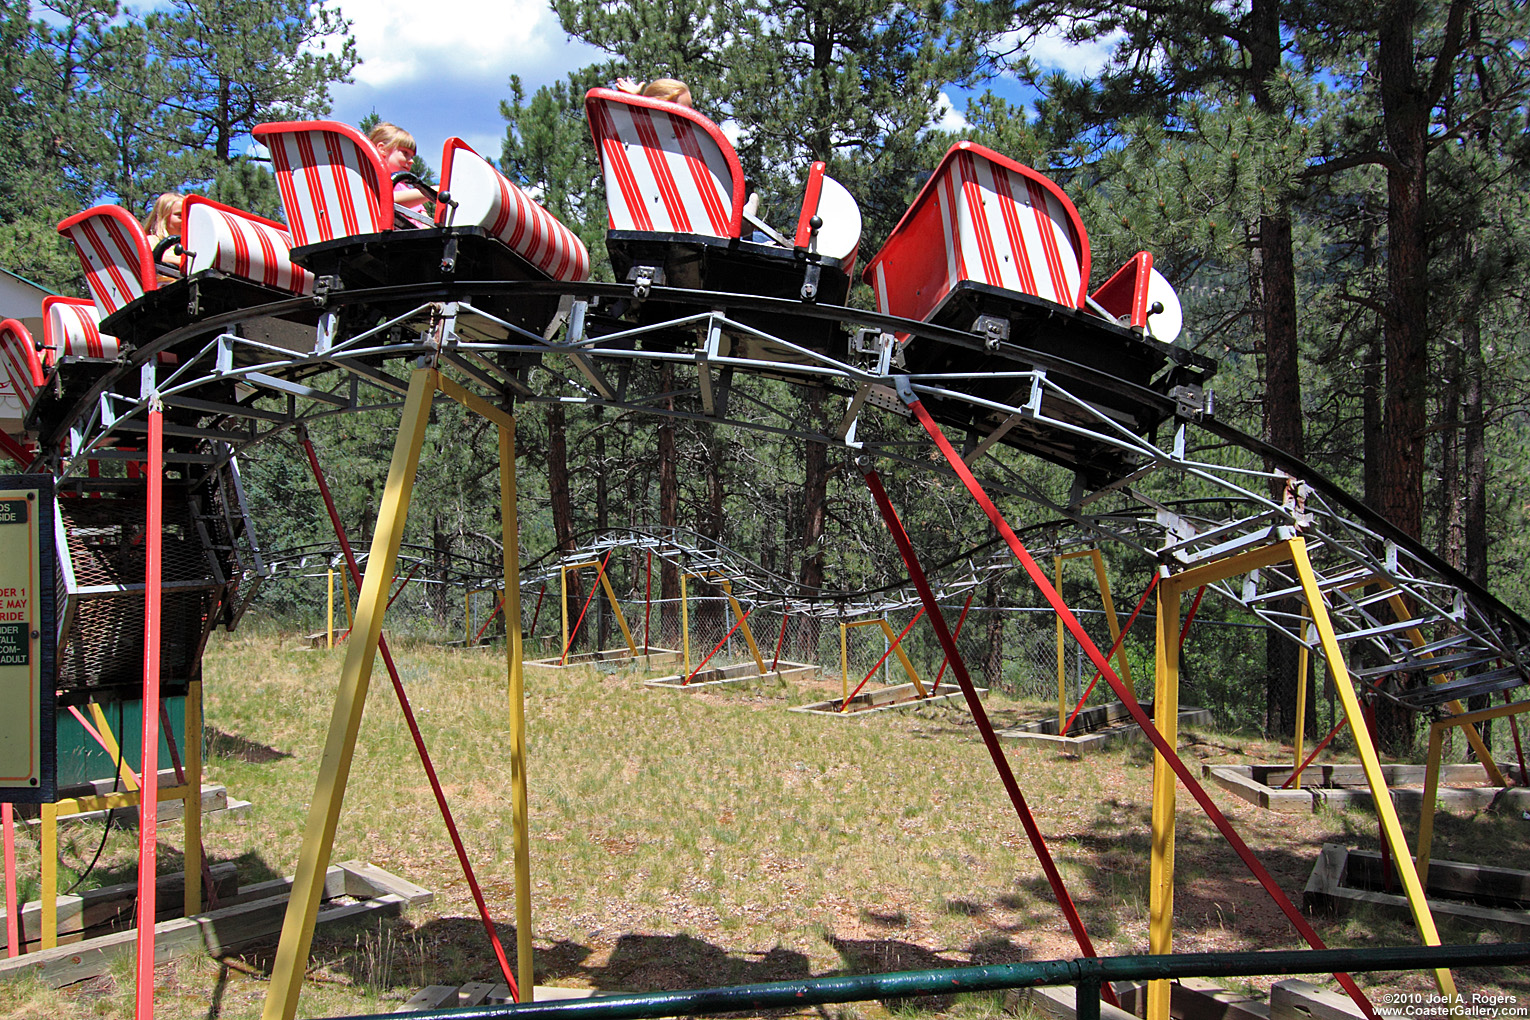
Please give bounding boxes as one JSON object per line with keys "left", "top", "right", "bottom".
{"left": 615, "top": 75, "right": 693, "bottom": 108}
{"left": 614, "top": 75, "right": 778, "bottom": 243}
{"left": 368, "top": 121, "right": 433, "bottom": 227}
{"left": 143, "top": 192, "right": 185, "bottom": 278}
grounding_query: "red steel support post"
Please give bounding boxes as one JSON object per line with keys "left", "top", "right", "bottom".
{"left": 861, "top": 467, "right": 1116, "bottom": 1006}
{"left": 900, "top": 393, "right": 1375, "bottom": 1019}
{"left": 134, "top": 399, "right": 164, "bottom": 1019}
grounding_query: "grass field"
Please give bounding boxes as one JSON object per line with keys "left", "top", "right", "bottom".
{"left": 4, "top": 623, "right": 1527, "bottom": 1019}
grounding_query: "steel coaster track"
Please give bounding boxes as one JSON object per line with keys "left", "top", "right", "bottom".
{"left": 19, "top": 274, "right": 1530, "bottom": 719}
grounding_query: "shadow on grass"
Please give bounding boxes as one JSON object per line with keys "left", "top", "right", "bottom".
{"left": 205, "top": 725, "right": 292, "bottom": 763}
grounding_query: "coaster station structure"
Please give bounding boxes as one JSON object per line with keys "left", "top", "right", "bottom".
{"left": 0, "top": 106, "right": 1524, "bottom": 1020}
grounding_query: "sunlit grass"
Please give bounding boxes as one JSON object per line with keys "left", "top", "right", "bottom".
{"left": 19, "top": 621, "right": 1530, "bottom": 1017}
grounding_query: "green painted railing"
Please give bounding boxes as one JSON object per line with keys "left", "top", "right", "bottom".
{"left": 332, "top": 942, "right": 1530, "bottom": 1020}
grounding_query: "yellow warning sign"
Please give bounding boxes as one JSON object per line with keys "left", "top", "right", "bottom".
{"left": 0, "top": 487, "right": 44, "bottom": 794}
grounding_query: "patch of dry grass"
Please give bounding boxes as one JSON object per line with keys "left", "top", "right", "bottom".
{"left": 13, "top": 622, "right": 1529, "bottom": 1018}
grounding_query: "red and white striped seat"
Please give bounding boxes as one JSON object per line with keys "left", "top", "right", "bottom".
{"left": 585, "top": 88, "right": 745, "bottom": 240}
{"left": 863, "top": 141, "right": 1090, "bottom": 321}
{"left": 43, "top": 296, "right": 122, "bottom": 361}
{"left": 252, "top": 120, "right": 393, "bottom": 245}
{"left": 57, "top": 205, "right": 159, "bottom": 318}
{"left": 183, "top": 195, "right": 315, "bottom": 295}
{"left": 0, "top": 318, "right": 45, "bottom": 411}
{"left": 437, "top": 138, "right": 590, "bottom": 282}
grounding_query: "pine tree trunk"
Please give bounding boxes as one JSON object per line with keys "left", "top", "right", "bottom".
{"left": 797, "top": 386, "right": 828, "bottom": 660}
{"left": 1463, "top": 312, "right": 1492, "bottom": 752}
{"left": 984, "top": 579, "right": 1004, "bottom": 688}
{"left": 1249, "top": 0, "right": 1312, "bottom": 740}
{"left": 1372, "top": 0, "right": 1468, "bottom": 754}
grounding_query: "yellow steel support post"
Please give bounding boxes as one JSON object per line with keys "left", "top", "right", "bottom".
{"left": 465, "top": 590, "right": 473, "bottom": 646}
{"left": 327, "top": 567, "right": 335, "bottom": 648}
{"left": 1293, "top": 613, "right": 1310, "bottom": 789}
{"left": 88, "top": 702, "right": 142, "bottom": 793}
{"left": 184, "top": 678, "right": 203, "bottom": 916}
{"left": 717, "top": 580, "right": 765, "bottom": 672}
{"left": 1088, "top": 549, "right": 1134, "bottom": 696}
{"left": 560, "top": 566, "right": 569, "bottom": 660}
{"left": 876, "top": 619, "right": 927, "bottom": 697}
{"left": 40, "top": 802, "right": 55, "bottom": 949}
{"left": 597, "top": 571, "right": 639, "bottom": 656}
{"left": 262, "top": 367, "right": 435, "bottom": 1020}
{"left": 1055, "top": 554, "right": 1066, "bottom": 729}
{"left": 342, "top": 568, "right": 354, "bottom": 632}
{"left": 1420, "top": 721, "right": 1446, "bottom": 887}
{"left": 433, "top": 373, "right": 535, "bottom": 997}
{"left": 499, "top": 420, "right": 534, "bottom": 1001}
{"left": 1383, "top": 592, "right": 1503, "bottom": 785}
{"left": 840, "top": 621, "right": 848, "bottom": 701}
{"left": 1288, "top": 537, "right": 1456, "bottom": 1000}
{"left": 680, "top": 572, "right": 691, "bottom": 676}
{"left": 1417, "top": 700, "right": 1530, "bottom": 882}
{"left": 1146, "top": 575, "right": 1180, "bottom": 1020}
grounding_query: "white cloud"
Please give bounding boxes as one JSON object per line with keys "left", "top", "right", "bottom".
{"left": 1003, "top": 24, "right": 1126, "bottom": 80}
{"left": 932, "top": 91, "right": 969, "bottom": 133}
{"left": 343, "top": 0, "right": 569, "bottom": 89}
{"left": 319, "top": 0, "right": 608, "bottom": 177}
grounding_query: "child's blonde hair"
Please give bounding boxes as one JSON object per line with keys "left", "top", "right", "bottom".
{"left": 368, "top": 122, "right": 416, "bottom": 155}
{"left": 143, "top": 192, "right": 184, "bottom": 238}
{"left": 642, "top": 78, "right": 692, "bottom": 106}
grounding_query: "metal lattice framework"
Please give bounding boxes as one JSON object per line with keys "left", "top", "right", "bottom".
{"left": 20, "top": 275, "right": 1530, "bottom": 718}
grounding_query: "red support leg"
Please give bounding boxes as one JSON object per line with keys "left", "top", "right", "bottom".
{"left": 861, "top": 467, "right": 1116, "bottom": 1007}
{"left": 901, "top": 395, "right": 1375, "bottom": 1019}
{"left": 134, "top": 400, "right": 164, "bottom": 1020}
{"left": 930, "top": 590, "right": 975, "bottom": 695}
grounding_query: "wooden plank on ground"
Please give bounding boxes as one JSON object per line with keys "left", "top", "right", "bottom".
{"left": 396, "top": 985, "right": 459, "bottom": 1012}
{"left": 0, "top": 864, "right": 418, "bottom": 988}
{"left": 1270, "top": 979, "right": 1367, "bottom": 1020}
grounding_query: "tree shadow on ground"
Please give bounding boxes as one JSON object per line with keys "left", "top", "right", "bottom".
{"left": 205, "top": 725, "right": 291, "bottom": 763}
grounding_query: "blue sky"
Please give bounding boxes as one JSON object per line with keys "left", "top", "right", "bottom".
{"left": 320, "top": 2, "right": 1123, "bottom": 173}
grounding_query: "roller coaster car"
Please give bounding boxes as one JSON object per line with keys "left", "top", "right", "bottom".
{"left": 864, "top": 141, "right": 1216, "bottom": 488}
{"left": 583, "top": 88, "right": 862, "bottom": 366}
{"left": 9, "top": 296, "right": 125, "bottom": 434}
{"left": 253, "top": 122, "right": 589, "bottom": 343}
{"left": 61, "top": 200, "right": 320, "bottom": 356}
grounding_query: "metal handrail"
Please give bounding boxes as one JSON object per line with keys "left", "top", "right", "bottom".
{"left": 330, "top": 942, "right": 1530, "bottom": 1020}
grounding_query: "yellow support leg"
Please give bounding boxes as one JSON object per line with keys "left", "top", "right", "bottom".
{"left": 263, "top": 367, "right": 435, "bottom": 1020}
{"left": 327, "top": 567, "right": 335, "bottom": 649}
{"left": 1146, "top": 579, "right": 1180, "bottom": 1020}
{"left": 184, "top": 679, "right": 203, "bottom": 916}
{"left": 1289, "top": 537, "right": 1455, "bottom": 1000}
{"left": 840, "top": 621, "right": 847, "bottom": 702}
{"left": 1419, "top": 721, "right": 1445, "bottom": 886}
{"left": 680, "top": 573, "right": 691, "bottom": 677}
{"left": 500, "top": 421, "right": 534, "bottom": 1001}
{"left": 1089, "top": 549, "right": 1134, "bottom": 697}
{"left": 877, "top": 618, "right": 926, "bottom": 697}
{"left": 598, "top": 571, "right": 639, "bottom": 656}
{"left": 1293, "top": 613, "right": 1310, "bottom": 790}
{"left": 40, "top": 802, "right": 55, "bottom": 950}
{"left": 724, "top": 589, "right": 766, "bottom": 673}
{"left": 88, "top": 702, "right": 141, "bottom": 793}
{"left": 342, "top": 567, "right": 354, "bottom": 632}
